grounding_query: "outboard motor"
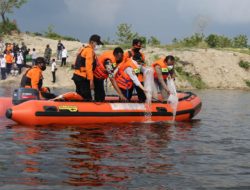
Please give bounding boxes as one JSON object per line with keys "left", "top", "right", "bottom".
{"left": 12, "top": 88, "right": 40, "bottom": 105}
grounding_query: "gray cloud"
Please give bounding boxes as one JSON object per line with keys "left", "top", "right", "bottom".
{"left": 64, "top": 0, "right": 124, "bottom": 26}
{"left": 10, "top": 0, "right": 250, "bottom": 43}
{"left": 177, "top": 0, "right": 250, "bottom": 24}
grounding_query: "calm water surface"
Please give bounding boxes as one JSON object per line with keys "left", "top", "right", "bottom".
{"left": 0, "top": 87, "right": 249, "bottom": 190}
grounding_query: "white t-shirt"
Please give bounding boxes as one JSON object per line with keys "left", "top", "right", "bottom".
{"left": 32, "top": 51, "right": 37, "bottom": 59}
{"left": 61, "top": 49, "right": 67, "bottom": 58}
{"left": 0, "top": 58, "right": 6, "bottom": 68}
{"left": 51, "top": 61, "right": 57, "bottom": 72}
{"left": 16, "top": 54, "right": 24, "bottom": 65}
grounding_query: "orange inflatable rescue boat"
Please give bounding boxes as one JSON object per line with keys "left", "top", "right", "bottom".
{"left": 5, "top": 88, "right": 202, "bottom": 126}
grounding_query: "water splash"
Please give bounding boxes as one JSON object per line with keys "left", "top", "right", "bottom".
{"left": 143, "top": 67, "right": 158, "bottom": 122}
{"left": 167, "top": 78, "right": 179, "bottom": 121}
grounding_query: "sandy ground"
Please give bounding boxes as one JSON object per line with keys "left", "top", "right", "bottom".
{"left": 1, "top": 33, "right": 250, "bottom": 90}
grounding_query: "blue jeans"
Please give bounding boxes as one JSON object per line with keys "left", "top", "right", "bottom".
{"left": 57, "top": 50, "right": 62, "bottom": 60}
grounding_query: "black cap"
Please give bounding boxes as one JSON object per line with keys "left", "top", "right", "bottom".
{"left": 89, "top": 34, "right": 103, "bottom": 45}
{"left": 35, "top": 57, "right": 46, "bottom": 65}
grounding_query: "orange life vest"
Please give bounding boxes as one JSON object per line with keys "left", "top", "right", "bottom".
{"left": 5, "top": 54, "right": 14, "bottom": 64}
{"left": 152, "top": 58, "right": 169, "bottom": 80}
{"left": 94, "top": 50, "right": 116, "bottom": 79}
{"left": 24, "top": 66, "right": 43, "bottom": 90}
{"left": 73, "top": 45, "right": 96, "bottom": 80}
{"left": 124, "top": 49, "right": 145, "bottom": 82}
{"left": 115, "top": 59, "right": 139, "bottom": 90}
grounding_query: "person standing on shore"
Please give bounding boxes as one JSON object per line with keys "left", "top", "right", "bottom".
{"left": 57, "top": 40, "right": 64, "bottom": 60}
{"left": 0, "top": 53, "right": 6, "bottom": 80}
{"left": 21, "top": 42, "right": 28, "bottom": 67}
{"left": 51, "top": 58, "right": 57, "bottom": 83}
{"left": 0, "top": 39, "right": 4, "bottom": 53}
{"left": 44, "top": 44, "right": 52, "bottom": 65}
{"left": 31, "top": 48, "right": 37, "bottom": 66}
{"left": 16, "top": 51, "right": 24, "bottom": 75}
{"left": 61, "top": 47, "right": 67, "bottom": 67}
{"left": 4, "top": 51, "right": 14, "bottom": 75}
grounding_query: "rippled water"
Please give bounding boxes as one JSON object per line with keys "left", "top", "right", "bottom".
{"left": 0, "top": 87, "right": 250, "bottom": 190}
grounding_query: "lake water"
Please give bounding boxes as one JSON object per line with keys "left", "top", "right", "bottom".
{"left": 0, "top": 87, "right": 249, "bottom": 190}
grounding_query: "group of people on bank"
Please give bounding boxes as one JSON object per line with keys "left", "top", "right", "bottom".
{"left": 0, "top": 42, "right": 29, "bottom": 80}
{"left": 20, "top": 34, "right": 176, "bottom": 102}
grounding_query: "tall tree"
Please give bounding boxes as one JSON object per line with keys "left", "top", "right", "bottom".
{"left": 116, "top": 23, "right": 137, "bottom": 44}
{"left": 0, "top": 0, "right": 27, "bottom": 23}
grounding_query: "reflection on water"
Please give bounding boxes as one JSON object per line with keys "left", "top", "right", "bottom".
{"left": 0, "top": 122, "right": 199, "bottom": 189}
{"left": 0, "top": 88, "right": 250, "bottom": 189}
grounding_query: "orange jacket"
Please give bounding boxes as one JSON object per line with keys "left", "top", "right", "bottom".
{"left": 5, "top": 53, "right": 14, "bottom": 64}
{"left": 124, "top": 49, "right": 145, "bottom": 82}
{"left": 25, "top": 66, "right": 43, "bottom": 90}
{"left": 74, "top": 45, "right": 95, "bottom": 80}
{"left": 94, "top": 50, "right": 116, "bottom": 79}
{"left": 152, "top": 58, "right": 169, "bottom": 80}
{"left": 115, "top": 59, "right": 139, "bottom": 90}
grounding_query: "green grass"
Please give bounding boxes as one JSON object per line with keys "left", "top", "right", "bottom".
{"left": 175, "top": 66, "right": 207, "bottom": 89}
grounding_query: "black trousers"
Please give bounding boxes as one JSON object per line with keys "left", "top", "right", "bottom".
{"left": 120, "top": 87, "right": 134, "bottom": 101}
{"left": 41, "top": 92, "right": 57, "bottom": 99}
{"left": 94, "top": 78, "right": 105, "bottom": 102}
{"left": 52, "top": 71, "right": 56, "bottom": 82}
{"left": 1, "top": 68, "right": 6, "bottom": 80}
{"left": 61, "top": 58, "right": 66, "bottom": 66}
{"left": 72, "top": 74, "right": 92, "bottom": 101}
{"left": 17, "top": 64, "right": 22, "bottom": 75}
{"left": 134, "top": 83, "right": 146, "bottom": 102}
{"left": 6, "top": 64, "right": 12, "bottom": 74}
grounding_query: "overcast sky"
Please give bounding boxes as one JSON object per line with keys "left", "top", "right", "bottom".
{"left": 10, "top": 0, "right": 250, "bottom": 43}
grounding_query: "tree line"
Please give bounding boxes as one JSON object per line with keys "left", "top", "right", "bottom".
{"left": 114, "top": 23, "right": 249, "bottom": 48}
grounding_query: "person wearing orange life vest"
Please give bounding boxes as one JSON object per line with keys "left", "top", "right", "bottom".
{"left": 20, "top": 57, "right": 56, "bottom": 99}
{"left": 115, "top": 57, "right": 147, "bottom": 101}
{"left": 4, "top": 51, "right": 14, "bottom": 75}
{"left": 72, "top": 34, "right": 103, "bottom": 101}
{"left": 152, "top": 55, "right": 175, "bottom": 102}
{"left": 93, "top": 47, "right": 127, "bottom": 101}
{"left": 124, "top": 39, "right": 146, "bottom": 102}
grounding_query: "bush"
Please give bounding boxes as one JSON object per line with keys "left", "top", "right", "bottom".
{"left": 205, "top": 34, "right": 218, "bottom": 48}
{"left": 172, "top": 33, "right": 205, "bottom": 47}
{"left": 239, "top": 60, "right": 250, "bottom": 70}
{"left": 246, "top": 80, "right": 250, "bottom": 88}
{"left": 206, "top": 34, "right": 232, "bottom": 48}
{"left": 0, "top": 20, "right": 19, "bottom": 35}
{"left": 44, "top": 25, "right": 79, "bottom": 41}
{"left": 148, "top": 36, "right": 161, "bottom": 46}
{"left": 175, "top": 66, "right": 206, "bottom": 89}
{"left": 233, "top": 35, "right": 248, "bottom": 48}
